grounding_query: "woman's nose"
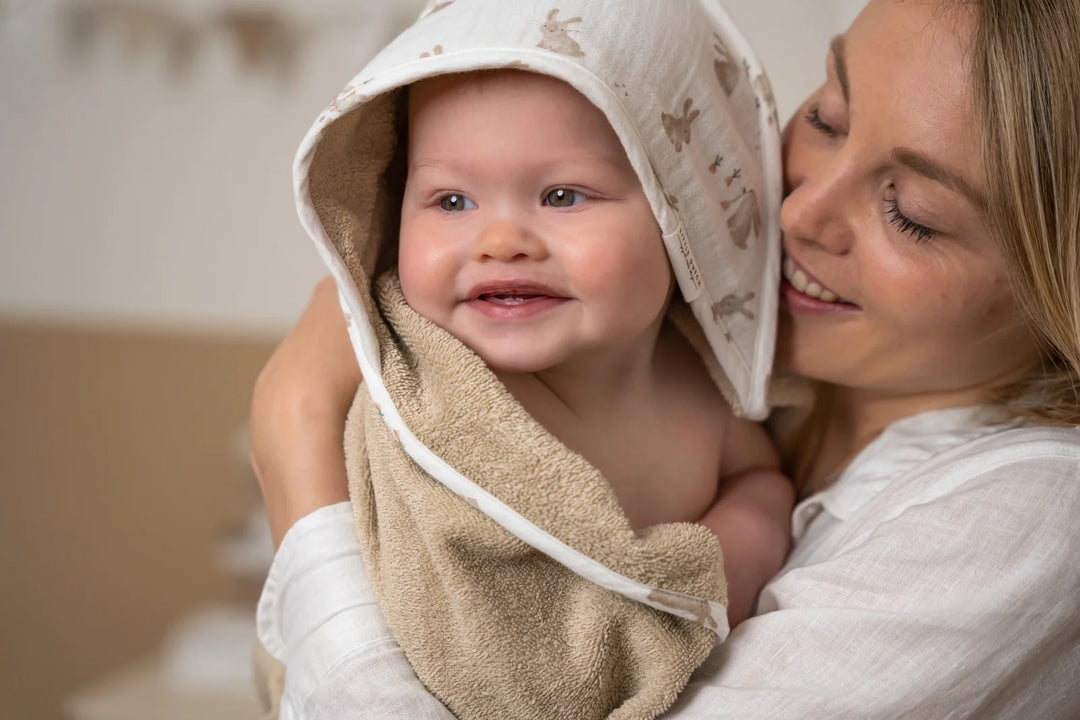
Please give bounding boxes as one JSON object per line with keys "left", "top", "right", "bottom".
{"left": 780, "top": 139, "right": 856, "bottom": 255}
{"left": 472, "top": 219, "right": 549, "bottom": 262}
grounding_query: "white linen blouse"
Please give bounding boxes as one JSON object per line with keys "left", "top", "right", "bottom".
{"left": 257, "top": 407, "right": 1080, "bottom": 719}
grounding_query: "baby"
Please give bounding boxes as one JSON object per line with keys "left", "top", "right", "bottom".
{"left": 400, "top": 69, "right": 791, "bottom": 622}
{"left": 267, "top": 1, "right": 792, "bottom": 718}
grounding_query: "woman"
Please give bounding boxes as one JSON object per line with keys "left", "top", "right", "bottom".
{"left": 251, "top": 0, "right": 1080, "bottom": 717}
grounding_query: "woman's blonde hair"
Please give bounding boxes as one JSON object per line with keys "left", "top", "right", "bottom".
{"left": 972, "top": 0, "right": 1080, "bottom": 426}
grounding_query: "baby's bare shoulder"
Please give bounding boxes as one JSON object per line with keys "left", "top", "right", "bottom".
{"left": 655, "top": 329, "right": 778, "bottom": 478}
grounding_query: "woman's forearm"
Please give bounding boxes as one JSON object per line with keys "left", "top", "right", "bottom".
{"left": 250, "top": 277, "right": 360, "bottom": 548}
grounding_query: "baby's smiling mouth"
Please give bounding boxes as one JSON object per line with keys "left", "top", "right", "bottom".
{"left": 469, "top": 281, "right": 567, "bottom": 304}
{"left": 478, "top": 292, "right": 551, "bottom": 306}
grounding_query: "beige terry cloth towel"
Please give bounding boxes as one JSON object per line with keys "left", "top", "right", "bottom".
{"left": 348, "top": 271, "right": 728, "bottom": 719}
{"left": 264, "top": 0, "right": 786, "bottom": 718}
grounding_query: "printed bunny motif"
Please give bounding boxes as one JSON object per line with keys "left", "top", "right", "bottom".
{"left": 538, "top": 9, "right": 585, "bottom": 57}
{"left": 712, "top": 33, "right": 741, "bottom": 96}
{"left": 712, "top": 291, "right": 756, "bottom": 321}
{"left": 722, "top": 189, "right": 761, "bottom": 249}
{"left": 662, "top": 98, "right": 701, "bottom": 153}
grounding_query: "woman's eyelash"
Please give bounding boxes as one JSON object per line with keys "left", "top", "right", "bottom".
{"left": 803, "top": 101, "right": 936, "bottom": 244}
{"left": 884, "top": 200, "right": 937, "bottom": 243}
{"left": 804, "top": 105, "right": 839, "bottom": 138}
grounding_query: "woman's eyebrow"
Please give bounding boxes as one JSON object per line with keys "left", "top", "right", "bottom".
{"left": 831, "top": 34, "right": 986, "bottom": 212}
{"left": 892, "top": 148, "right": 988, "bottom": 212}
{"left": 830, "top": 35, "right": 850, "bottom": 103}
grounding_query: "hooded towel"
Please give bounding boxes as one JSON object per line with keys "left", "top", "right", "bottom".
{"left": 280, "top": 1, "right": 782, "bottom": 718}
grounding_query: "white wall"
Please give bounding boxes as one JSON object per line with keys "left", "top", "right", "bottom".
{"left": 0, "top": 0, "right": 867, "bottom": 336}
{"left": 724, "top": 0, "right": 866, "bottom": 122}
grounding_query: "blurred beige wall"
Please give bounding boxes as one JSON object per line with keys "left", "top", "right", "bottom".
{"left": 0, "top": 0, "right": 865, "bottom": 334}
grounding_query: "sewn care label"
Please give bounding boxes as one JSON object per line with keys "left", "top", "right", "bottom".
{"left": 663, "top": 224, "right": 704, "bottom": 303}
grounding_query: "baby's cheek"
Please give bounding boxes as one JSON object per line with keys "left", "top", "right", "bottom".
{"left": 397, "top": 252, "right": 440, "bottom": 315}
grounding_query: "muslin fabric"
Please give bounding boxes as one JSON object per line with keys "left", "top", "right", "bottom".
{"left": 299, "top": 0, "right": 782, "bottom": 423}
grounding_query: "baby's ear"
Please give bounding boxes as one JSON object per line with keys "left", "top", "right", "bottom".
{"left": 547, "top": 8, "right": 558, "bottom": 20}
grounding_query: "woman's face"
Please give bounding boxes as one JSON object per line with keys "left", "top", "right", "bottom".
{"left": 777, "top": 0, "right": 1037, "bottom": 403}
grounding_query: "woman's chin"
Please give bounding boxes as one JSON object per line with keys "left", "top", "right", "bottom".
{"left": 774, "top": 316, "right": 839, "bottom": 385}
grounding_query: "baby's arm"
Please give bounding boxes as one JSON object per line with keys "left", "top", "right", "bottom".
{"left": 699, "top": 415, "right": 794, "bottom": 627}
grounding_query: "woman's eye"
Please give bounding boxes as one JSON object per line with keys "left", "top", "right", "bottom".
{"left": 884, "top": 199, "right": 937, "bottom": 244}
{"left": 804, "top": 104, "right": 840, "bottom": 139}
{"left": 544, "top": 188, "right": 587, "bottom": 208}
{"left": 439, "top": 194, "right": 476, "bottom": 212}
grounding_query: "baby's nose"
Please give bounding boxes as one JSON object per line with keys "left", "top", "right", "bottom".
{"left": 472, "top": 220, "right": 548, "bottom": 262}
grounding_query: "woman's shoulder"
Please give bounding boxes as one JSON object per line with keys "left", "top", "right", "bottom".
{"left": 922, "top": 420, "right": 1080, "bottom": 475}
{"left": 833, "top": 408, "right": 1079, "bottom": 502}
{"left": 824, "top": 415, "right": 1080, "bottom": 537}
{"left": 881, "top": 421, "right": 1080, "bottom": 526}
{"left": 802, "top": 420, "right": 1080, "bottom": 589}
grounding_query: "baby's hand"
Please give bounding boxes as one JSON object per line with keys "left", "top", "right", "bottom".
{"left": 699, "top": 468, "right": 795, "bottom": 628}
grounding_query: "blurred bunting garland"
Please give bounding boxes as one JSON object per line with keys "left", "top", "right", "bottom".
{"left": 60, "top": 2, "right": 305, "bottom": 80}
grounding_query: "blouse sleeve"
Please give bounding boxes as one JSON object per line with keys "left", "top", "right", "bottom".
{"left": 258, "top": 455, "right": 1080, "bottom": 719}
{"left": 256, "top": 502, "right": 455, "bottom": 720}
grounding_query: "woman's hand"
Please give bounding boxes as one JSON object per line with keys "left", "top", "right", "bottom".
{"left": 250, "top": 277, "right": 362, "bottom": 548}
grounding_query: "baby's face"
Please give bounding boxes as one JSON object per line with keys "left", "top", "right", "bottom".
{"left": 399, "top": 70, "right": 671, "bottom": 375}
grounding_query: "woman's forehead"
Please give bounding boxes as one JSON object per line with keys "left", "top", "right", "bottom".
{"left": 841, "top": 0, "right": 984, "bottom": 196}
{"left": 853, "top": 0, "right": 977, "bottom": 67}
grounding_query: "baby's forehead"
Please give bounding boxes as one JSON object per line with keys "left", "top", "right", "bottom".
{"left": 407, "top": 69, "right": 597, "bottom": 122}
{"left": 405, "top": 69, "right": 629, "bottom": 160}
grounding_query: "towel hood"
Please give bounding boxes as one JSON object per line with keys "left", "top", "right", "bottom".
{"left": 295, "top": 0, "right": 782, "bottom": 422}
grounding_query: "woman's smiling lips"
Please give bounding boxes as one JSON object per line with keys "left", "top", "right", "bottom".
{"left": 781, "top": 252, "right": 861, "bottom": 315}
{"left": 463, "top": 280, "right": 570, "bottom": 320}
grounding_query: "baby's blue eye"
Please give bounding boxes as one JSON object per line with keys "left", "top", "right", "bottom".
{"left": 545, "top": 188, "right": 586, "bottom": 208}
{"left": 439, "top": 194, "right": 476, "bottom": 212}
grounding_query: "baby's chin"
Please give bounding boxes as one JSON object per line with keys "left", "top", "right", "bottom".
{"left": 482, "top": 356, "right": 556, "bottom": 378}
{"left": 472, "top": 346, "right": 565, "bottom": 380}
